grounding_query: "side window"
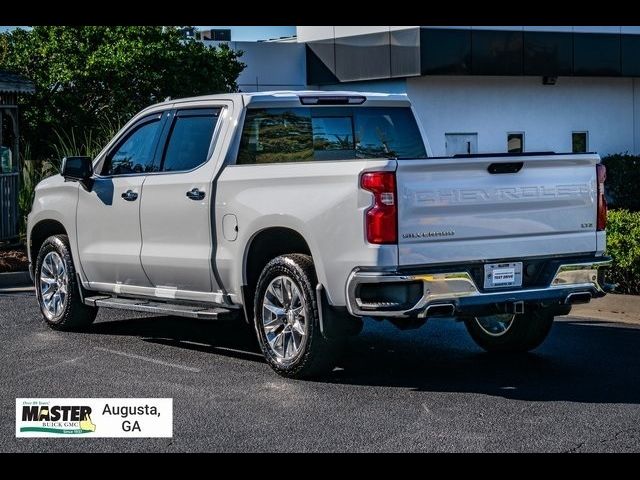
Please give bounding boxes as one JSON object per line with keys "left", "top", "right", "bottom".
{"left": 237, "top": 108, "right": 313, "bottom": 164}
{"left": 102, "top": 118, "right": 162, "bottom": 176}
{"left": 161, "top": 110, "right": 219, "bottom": 172}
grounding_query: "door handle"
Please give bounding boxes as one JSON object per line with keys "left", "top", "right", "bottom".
{"left": 186, "top": 188, "right": 206, "bottom": 201}
{"left": 121, "top": 190, "right": 138, "bottom": 201}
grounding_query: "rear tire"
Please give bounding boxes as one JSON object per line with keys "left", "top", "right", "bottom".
{"left": 35, "top": 235, "right": 98, "bottom": 331}
{"left": 253, "top": 254, "right": 342, "bottom": 379}
{"left": 464, "top": 309, "right": 554, "bottom": 353}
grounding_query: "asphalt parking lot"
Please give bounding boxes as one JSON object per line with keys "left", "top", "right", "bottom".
{"left": 2, "top": 291, "right": 640, "bottom": 452}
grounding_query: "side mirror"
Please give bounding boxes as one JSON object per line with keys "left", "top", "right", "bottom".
{"left": 61, "top": 156, "right": 93, "bottom": 185}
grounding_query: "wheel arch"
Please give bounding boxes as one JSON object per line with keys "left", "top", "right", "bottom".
{"left": 29, "top": 219, "right": 68, "bottom": 270}
{"left": 240, "top": 226, "right": 314, "bottom": 323}
{"left": 243, "top": 226, "right": 312, "bottom": 290}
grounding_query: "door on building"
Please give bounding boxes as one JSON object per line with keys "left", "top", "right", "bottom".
{"left": 445, "top": 133, "right": 478, "bottom": 156}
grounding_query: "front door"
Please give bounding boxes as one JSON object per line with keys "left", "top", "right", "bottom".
{"left": 77, "top": 113, "right": 165, "bottom": 288}
{"left": 139, "top": 107, "right": 224, "bottom": 298}
{"left": 445, "top": 133, "right": 478, "bottom": 156}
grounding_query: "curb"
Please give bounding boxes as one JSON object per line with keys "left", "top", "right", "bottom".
{"left": 570, "top": 293, "right": 640, "bottom": 326}
{"left": 0, "top": 271, "right": 32, "bottom": 288}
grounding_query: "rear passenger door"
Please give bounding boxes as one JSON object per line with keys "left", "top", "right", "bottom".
{"left": 139, "top": 106, "right": 227, "bottom": 300}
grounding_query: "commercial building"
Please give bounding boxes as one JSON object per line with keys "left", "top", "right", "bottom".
{"left": 204, "top": 26, "right": 640, "bottom": 157}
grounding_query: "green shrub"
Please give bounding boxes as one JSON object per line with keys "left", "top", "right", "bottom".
{"left": 602, "top": 153, "right": 640, "bottom": 211}
{"left": 606, "top": 209, "right": 640, "bottom": 295}
{"left": 52, "top": 117, "right": 122, "bottom": 160}
{"left": 17, "top": 145, "right": 60, "bottom": 241}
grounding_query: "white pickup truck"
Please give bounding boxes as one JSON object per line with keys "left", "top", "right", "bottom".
{"left": 27, "top": 91, "right": 612, "bottom": 378}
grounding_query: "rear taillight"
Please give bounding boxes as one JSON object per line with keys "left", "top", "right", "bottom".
{"left": 361, "top": 171, "right": 397, "bottom": 244}
{"left": 596, "top": 164, "right": 607, "bottom": 231}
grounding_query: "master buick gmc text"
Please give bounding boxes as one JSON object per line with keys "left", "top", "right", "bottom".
{"left": 27, "top": 91, "right": 613, "bottom": 378}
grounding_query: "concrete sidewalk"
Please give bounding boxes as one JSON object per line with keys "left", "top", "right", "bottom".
{"left": 0, "top": 271, "right": 31, "bottom": 287}
{"left": 0, "top": 271, "right": 33, "bottom": 294}
{"left": 571, "top": 293, "right": 640, "bottom": 325}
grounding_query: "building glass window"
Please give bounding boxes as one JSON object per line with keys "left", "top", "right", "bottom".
{"left": 421, "top": 28, "right": 472, "bottom": 75}
{"left": 574, "top": 33, "right": 621, "bottom": 76}
{"left": 523, "top": 31, "right": 573, "bottom": 76}
{"left": 572, "top": 132, "right": 588, "bottom": 153}
{"left": 472, "top": 30, "right": 523, "bottom": 75}
{"left": 507, "top": 132, "right": 524, "bottom": 153}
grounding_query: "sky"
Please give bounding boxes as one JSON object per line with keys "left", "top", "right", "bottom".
{"left": 0, "top": 26, "right": 296, "bottom": 41}
{"left": 198, "top": 26, "right": 295, "bottom": 41}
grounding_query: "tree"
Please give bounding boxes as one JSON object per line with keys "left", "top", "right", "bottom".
{"left": 0, "top": 26, "right": 245, "bottom": 160}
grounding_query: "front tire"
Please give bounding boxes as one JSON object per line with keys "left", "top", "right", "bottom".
{"left": 35, "top": 234, "right": 98, "bottom": 331}
{"left": 464, "top": 309, "right": 554, "bottom": 353}
{"left": 253, "top": 254, "right": 341, "bottom": 378}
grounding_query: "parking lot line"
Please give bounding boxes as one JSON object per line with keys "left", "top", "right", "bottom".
{"left": 95, "top": 346, "right": 201, "bottom": 372}
{"left": 17, "top": 356, "right": 85, "bottom": 378}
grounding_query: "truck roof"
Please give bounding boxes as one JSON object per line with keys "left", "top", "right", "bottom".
{"left": 142, "top": 90, "right": 411, "bottom": 112}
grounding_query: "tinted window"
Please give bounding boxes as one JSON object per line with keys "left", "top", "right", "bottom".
{"left": 523, "top": 31, "right": 573, "bottom": 76}
{"left": 237, "top": 108, "right": 313, "bottom": 164}
{"left": 354, "top": 107, "right": 426, "bottom": 159}
{"left": 237, "top": 107, "right": 427, "bottom": 164}
{"left": 572, "top": 132, "right": 588, "bottom": 153}
{"left": 312, "top": 117, "right": 355, "bottom": 160}
{"left": 472, "top": 30, "right": 523, "bottom": 75}
{"left": 420, "top": 28, "right": 471, "bottom": 75}
{"left": 574, "top": 33, "right": 621, "bottom": 76}
{"left": 622, "top": 34, "right": 640, "bottom": 76}
{"left": 162, "top": 111, "right": 218, "bottom": 172}
{"left": 103, "top": 119, "right": 161, "bottom": 176}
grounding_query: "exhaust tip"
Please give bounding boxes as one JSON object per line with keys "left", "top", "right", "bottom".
{"left": 425, "top": 303, "right": 456, "bottom": 317}
{"left": 565, "top": 292, "right": 592, "bottom": 305}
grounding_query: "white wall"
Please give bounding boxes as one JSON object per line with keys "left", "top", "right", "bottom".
{"left": 297, "top": 26, "right": 418, "bottom": 42}
{"left": 406, "top": 76, "right": 638, "bottom": 157}
{"left": 297, "top": 26, "right": 640, "bottom": 39}
{"left": 206, "top": 40, "right": 306, "bottom": 92}
{"left": 314, "top": 79, "right": 408, "bottom": 94}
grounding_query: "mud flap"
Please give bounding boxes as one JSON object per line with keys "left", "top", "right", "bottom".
{"left": 316, "top": 284, "right": 363, "bottom": 340}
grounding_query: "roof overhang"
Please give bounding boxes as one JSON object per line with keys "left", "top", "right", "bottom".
{"left": 0, "top": 71, "right": 35, "bottom": 94}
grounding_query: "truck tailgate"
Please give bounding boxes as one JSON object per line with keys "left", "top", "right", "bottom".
{"left": 396, "top": 154, "right": 599, "bottom": 266}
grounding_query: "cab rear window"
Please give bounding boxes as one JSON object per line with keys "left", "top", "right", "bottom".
{"left": 236, "top": 106, "right": 427, "bottom": 164}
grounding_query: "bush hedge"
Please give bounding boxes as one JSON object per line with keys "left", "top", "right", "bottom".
{"left": 602, "top": 154, "right": 640, "bottom": 211}
{"left": 606, "top": 209, "right": 640, "bottom": 295}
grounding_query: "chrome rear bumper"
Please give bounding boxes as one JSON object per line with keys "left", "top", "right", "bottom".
{"left": 345, "top": 258, "right": 612, "bottom": 318}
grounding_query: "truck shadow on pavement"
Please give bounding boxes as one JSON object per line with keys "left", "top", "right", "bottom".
{"left": 90, "top": 316, "right": 640, "bottom": 404}
{"left": 90, "top": 315, "right": 263, "bottom": 363}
